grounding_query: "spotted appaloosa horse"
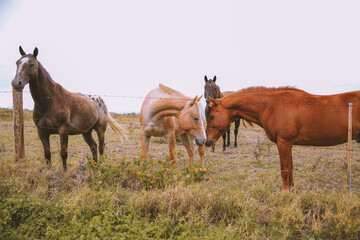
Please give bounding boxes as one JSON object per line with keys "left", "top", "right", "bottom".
{"left": 140, "top": 84, "right": 206, "bottom": 167}
{"left": 205, "top": 86, "right": 360, "bottom": 191}
{"left": 204, "top": 75, "right": 242, "bottom": 151}
{"left": 12, "top": 46, "right": 126, "bottom": 170}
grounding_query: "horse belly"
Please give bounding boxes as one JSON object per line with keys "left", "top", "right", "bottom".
{"left": 294, "top": 134, "right": 348, "bottom": 146}
{"left": 294, "top": 123, "right": 348, "bottom": 146}
{"left": 69, "top": 115, "right": 97, "bottom": 134}
{"left": 69, "top": 101, "right": 99, "bottom": 134}
{"left": 264, "top": 110, "right": 349, "bottom": 147}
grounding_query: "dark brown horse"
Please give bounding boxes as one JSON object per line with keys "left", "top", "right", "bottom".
{"left": 205, "top": 86, "right": 360, "bottom": 191}
{"left": 204, "top": 75, "right": 241, "bottom": 151}
{"left": 12, "top": 46, "right": 126, "bottom": 170}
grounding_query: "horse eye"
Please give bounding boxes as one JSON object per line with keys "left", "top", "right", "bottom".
{"left": 209, "top": 115, "right": 214, "bottom": 120}
{"left": 192, "top": 116, "right": 198, "bottom": 121}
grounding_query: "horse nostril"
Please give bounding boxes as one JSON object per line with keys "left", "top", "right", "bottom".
{"left": 195, "top": 138, "right": 206, "bottom": 146}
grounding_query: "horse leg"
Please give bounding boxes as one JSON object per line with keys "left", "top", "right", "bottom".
{"left": 59, "top": 130, "right": 69, "bottom": 171}
{"left": 140, "top": 132, "right": 151, "bottom": 159}
{"left": 82, "top": 131, "right": 98, "bottom": 164}
{"left": 227, "top": 129, "right": 230, "bottom": 147}
{"left": 276, "top": 138, "right": 295, "bottom": 191}
{"left": 168, "top": 132, "right": 176, "bottom": 165}
{"left": 234, "top": 119, "right": 240, "bottom": 148}
{"left": 198, "top": 145, "right": 205, "bottom": 168}
{"left": 179, "top": 133, "right": 194, "bottom": 167}
{"left": 95, "top": 128, "right": 105, "bottom": 156}
{"left": 222, "top": 133, "right": 226, "bottom": 151}
{"left": 37, "top": 129, "right": 51, "bottom": 166}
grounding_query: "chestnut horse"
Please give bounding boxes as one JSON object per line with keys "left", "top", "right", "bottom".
{"left": 204, "top": 75, "right": 242, "bottom": 151}
{"left": 12, "top": 46, "right": 126, "bottom": 170}
{"left": 140, "top": 84, "right": 206, "bottom": 167}
{"left": 205, "top": 86, "right": 360, "bottom": 191}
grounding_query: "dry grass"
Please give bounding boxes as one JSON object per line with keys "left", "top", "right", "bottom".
{"left": 1, "top": 108, "right": 360, "bottom": 239}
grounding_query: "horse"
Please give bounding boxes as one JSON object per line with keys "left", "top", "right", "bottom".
{"left": 205, "top": 86, "right": 360, "bottom": 191}
{"left": 140, "top": 84, "right": 206, "bottom": 167}
{"left": 204, "top": 75, "right": 242, "bottom": 151}
{"left": 11, "top": 46, "right": 126, "bottom": 170}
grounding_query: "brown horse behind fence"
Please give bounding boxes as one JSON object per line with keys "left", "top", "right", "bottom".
{"left": 204, "top": 75, "right": 245, "bottom": 151}
{"left": 205, "top": 86, "right": 360, "bottom": 191}
{"left": 12, "top": 46, "right": 126, "bottom": 170}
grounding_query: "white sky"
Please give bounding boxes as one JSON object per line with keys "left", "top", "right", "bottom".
{"left": 1, "top": 0, "right": 360, "bottom": 113}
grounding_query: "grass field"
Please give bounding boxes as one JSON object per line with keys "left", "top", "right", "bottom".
{"left": 1, "top": 108, "right": 360, "bottom": 239}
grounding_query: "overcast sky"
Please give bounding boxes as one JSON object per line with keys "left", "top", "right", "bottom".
{"left": 1, "top": 0, "right": 360, "bottom": 113}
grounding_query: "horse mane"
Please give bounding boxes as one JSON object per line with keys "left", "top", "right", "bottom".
{"left": 37, "top": 61, "right": 53, "bottom": 82}
{"left": 159, "top": 83, "right": 187, "bottom": 98}
{"left": 236, "top": 86, "right": 302, "bottom": 95}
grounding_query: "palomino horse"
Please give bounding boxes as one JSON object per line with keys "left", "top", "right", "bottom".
{"left": 12, "top": 46, "right": 126, "bottom": 170}
{"left": 140, "top": 84, "right": 206, "bottom": 167}
{"left": 204, "top": 75, "right": 242, "bottom": 151}
{"left": 205, "top": 86, "right": 360, "bottom": 191}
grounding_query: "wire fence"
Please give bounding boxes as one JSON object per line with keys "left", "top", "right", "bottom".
{"left": 1, "top": 90, "right": 359, "bottom": 107}
{"left": 2, "top": 90, "right": 359, "bottom": 146}
{"left": 2, "top": 89, "right": 360, "bottom": 193}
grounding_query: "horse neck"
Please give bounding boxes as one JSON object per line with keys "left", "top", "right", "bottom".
{"left": 224, "top": 94, "right": 267, "bottom": 127}
{"left": 29, "top": 64, "right": 59, "bottom": 108}
{"left": 205, "top": 85, "right": 222, "bottom": 120}
{"left": 216, "top": 86, "right": 223, "bottom": 99}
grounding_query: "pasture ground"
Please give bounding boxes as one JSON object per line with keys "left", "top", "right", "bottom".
{"left": 1, "top": 108, "right": 360, "bottom": 239}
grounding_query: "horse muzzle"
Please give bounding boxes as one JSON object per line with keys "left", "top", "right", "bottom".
{"left": 11, "top": 77, "right": 26, "bottom": 91}
{"left": 194, "top": 137, "right": 206, "bottom": 146}
{"left": 205, "top": 139, "right": 214, "bottom": 148}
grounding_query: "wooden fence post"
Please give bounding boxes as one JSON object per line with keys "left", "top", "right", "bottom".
{"left": 347, "top": 102, "right": 353, "bottom": 193}
{"left": 12, "top": 87, "right": 25, "bottom": 161}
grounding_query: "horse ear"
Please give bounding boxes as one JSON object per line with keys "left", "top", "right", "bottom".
{"left": 19, "top": 46, "right": 26, "bottom": 56}
{"left": 213, "top": 75, "right": 217, "bottom": 82}
{"left": 204, "top": 75, "right": 208, "bottom": 82}
{"left": 33, "top": 47, "right": 38, "bottom": 58}
{"left": 190, "top": 96, "right": 198, "bottom": 106}
{"left": 209, "top": 97, "right": 219, "bottom": 107}
{"left": 197, "top": 95, "right": 202, "bottom": 101}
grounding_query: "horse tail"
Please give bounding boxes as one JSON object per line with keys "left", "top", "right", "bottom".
{"left": 242, "top": 119, "right": 253, "bottom": 128}
{"left": 107, "top": 113, "right": 127, "bottom": 140}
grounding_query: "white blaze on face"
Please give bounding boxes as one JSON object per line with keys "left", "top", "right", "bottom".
{"left": 17, "top": 57, "right": 30, "bottom": 74}
{"left": 197, "top": 102, "right": 207, "bottom": 140}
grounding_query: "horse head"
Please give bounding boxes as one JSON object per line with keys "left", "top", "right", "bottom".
{"left": 177, "top": 96, "right": 207, "bottom": 146}
{"left": 205, "top": 97, "right": 232, "bottom": 148}
{"left": 204, "top": 75, "right": 222, "bottom": 105}
{"left": 12, "top": 46, "right": 39, "bottom": 91}
{"left": 204, "top": 75, "right": 223, "bottom": 121}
